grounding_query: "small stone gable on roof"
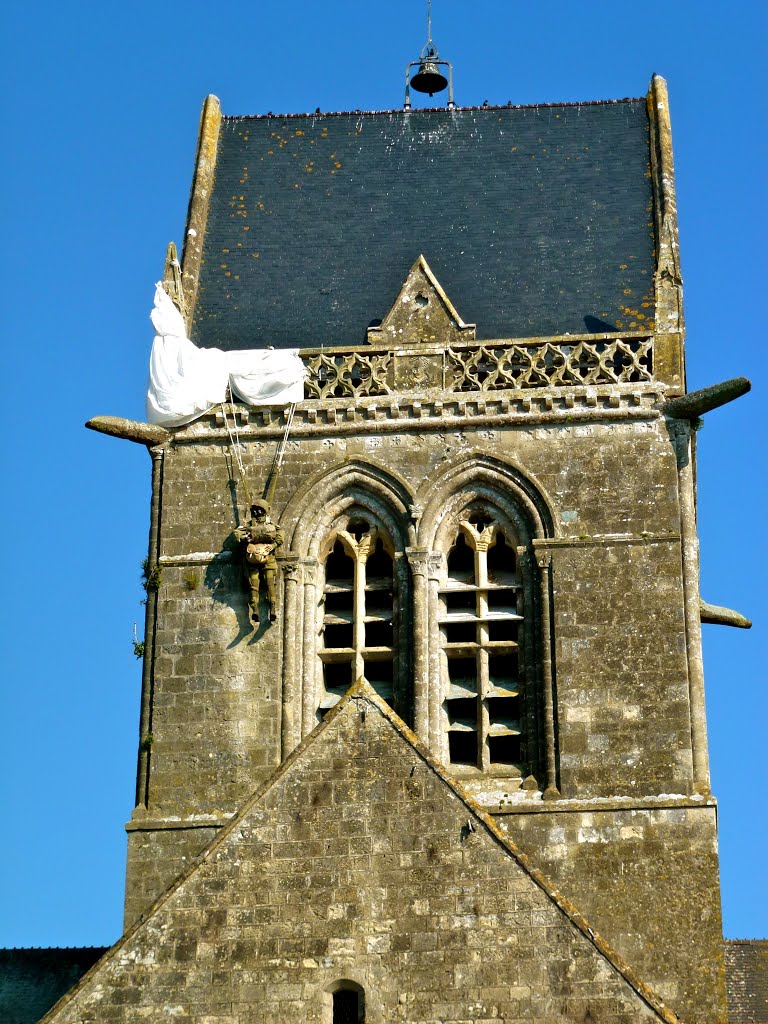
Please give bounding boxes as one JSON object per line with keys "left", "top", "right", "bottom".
{"left": 42, "top": 682, "right": 681, "bottom": 1024}
{"left": 366, "top": 254, "right": 476, "bottom": 346}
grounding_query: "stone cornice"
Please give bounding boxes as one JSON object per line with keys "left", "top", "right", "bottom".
{"left": 169, "top": 386, "right": 665, "bottom": 445}
{"left": 491, "top": 793, "right": 716, "bottom": 816}
{"left": 534, "top": 532, "right": 680, "bottom": 550}
{"left": 125, "top": 793, "right": 714, "bottom": 832}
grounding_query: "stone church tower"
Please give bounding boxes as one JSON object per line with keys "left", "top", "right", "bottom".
{"left": 37, "top": 75, "right": 755, "bottom": 1023}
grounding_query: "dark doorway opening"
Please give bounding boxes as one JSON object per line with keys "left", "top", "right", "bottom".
{"left": 332, "top": 982, "right": 365, "bottom": 1023}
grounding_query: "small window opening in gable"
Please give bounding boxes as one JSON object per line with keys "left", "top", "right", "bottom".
{"left": 329, "top": 980, "right": 365, "bottom": 1024}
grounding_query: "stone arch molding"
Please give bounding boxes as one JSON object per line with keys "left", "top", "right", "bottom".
{"left": 282, "top": 457, "right": 416, "bottom": 557}
{"left": 278, "top": 452, "right": 558, "bottom": 782}
{"left": 408, "top": 452, "right": 559, "bottom": 795}
{"left": 279, "top": 458, "right": 415, "bottom": 758}
{"left": 417, "top": 452, "right": 558, "bottom": 548}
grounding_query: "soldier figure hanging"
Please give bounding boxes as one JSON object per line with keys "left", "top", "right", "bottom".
{"left": 235, "top": 499, "right": 284, "bottom": 625}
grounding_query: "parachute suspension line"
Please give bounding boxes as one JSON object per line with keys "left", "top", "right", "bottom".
{"left": 277, "top": 402, "right": 297, "bottom": 472}
{"left": 221, "top": 395, "right": 253, "bottom": 511}
{"left": 263, "top": 402, "right": 297, "bottom": 504}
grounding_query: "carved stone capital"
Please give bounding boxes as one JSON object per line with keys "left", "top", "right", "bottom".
{"left": 280, "top": 558, "right": 302, "bottom": 583}
{"left": 299, "top": 557, "right": 319, "bottom": 586}
{"left": 405, "top": 547, "right": 431, "bottom": 577}
{"left": 427, "top": 552, "right": 443, "bottom": 581}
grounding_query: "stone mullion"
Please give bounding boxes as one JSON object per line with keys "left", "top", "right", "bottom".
{"left": 536, "top": 552, "right": 559, "bottom": 800}
{"left": 393, "top": 555, "right": 409, "bottom": 724}
{"left": 300, "top": 559, "right": 319, "bottom": 739}
{"left": 427, "top": 554, "right": 443, "bottom": 753}
{"left": 406, "top": 548, "right": 430, "bottom": 741}
{"left": 280, "top": 558, "right": 302, "bottom": 759}
{"left": 353, "top": 551, "right": 366, "bottom": 681}
{"left": 518, "top": 548, "right": 538, "bottom": 780}
{"left": 475, "top": 546, "right": 491, "bottom": 772}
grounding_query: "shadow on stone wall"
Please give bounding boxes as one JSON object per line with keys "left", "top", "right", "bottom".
{"left": 204, "top": 543, "right": 271, "bottom": 647}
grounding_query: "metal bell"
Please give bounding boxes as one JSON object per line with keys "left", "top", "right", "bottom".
{"left": 410, "top": 60, "right": 448, "bottom": 96}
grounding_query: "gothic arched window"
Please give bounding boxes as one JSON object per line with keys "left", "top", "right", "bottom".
{"left": 317, "top": 514, "right": 408, "bottom": 722}
{"left": 438, "top": 510, "right": 533, "bottom": 777}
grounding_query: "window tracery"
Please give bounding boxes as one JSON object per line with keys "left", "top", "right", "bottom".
{"left": 438, "top": 511, "right": 532, "bottom": 777}
{"left": 318, "top": 515, "right": 405, "bottom": 720}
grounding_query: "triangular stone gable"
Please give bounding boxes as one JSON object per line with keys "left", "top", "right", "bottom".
{"left": 43, "top": 682, "right": 682, "bottom": 1024}
{"left": 367, "top": 255, "right": 476, "bottom": 346}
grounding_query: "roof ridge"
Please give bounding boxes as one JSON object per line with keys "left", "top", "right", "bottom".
{"left": 0, "top": 946, "right": 109, "bottom": 953}
{"left": 222, "top": 96, "right": 646, "bottom": 120}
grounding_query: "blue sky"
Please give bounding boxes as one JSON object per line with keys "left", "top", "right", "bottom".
{"left": 0, "top": 1, "right": 765, "bottom": 947}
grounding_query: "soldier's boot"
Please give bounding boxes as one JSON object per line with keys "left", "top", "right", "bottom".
{"left": 265, "top": 571, "right": 278, "bottom": 622}
{"left": 248, "top": 586, "right": 260, "bottom": 625}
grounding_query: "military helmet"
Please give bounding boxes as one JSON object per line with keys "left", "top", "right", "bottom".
{"left": 250, "top": 499, "right": 270, "bottom": 514}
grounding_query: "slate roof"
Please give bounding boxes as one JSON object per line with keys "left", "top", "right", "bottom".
{"left": 725, "top": 940, "right": 768, "bottom": 1022}
{"left": 0, "top": 948, "right": 107, "bottom": 1024}
{"left": 191, "top": 100, "right": 656, "bottom": 350}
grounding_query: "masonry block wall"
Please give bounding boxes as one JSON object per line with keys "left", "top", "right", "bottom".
{"left": 122, "top": 391, "right": 726, "bottom": 1023}
{"left": 50, "top": 695, "right": 681, "bottom": 1024}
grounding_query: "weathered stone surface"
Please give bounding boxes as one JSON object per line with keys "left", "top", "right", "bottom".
{"left": 85, "top": 416, "right": 170, "bottom": 447}
{"left": 498, "top": 802, "right": 726, "bottom": 1023}
{"left": 121, "top": 400, "right": 728, "bottom": 1022}
{"left": 124, "top": 825, "right": 222, "bottom": 931}
{"left": 662, "top": 375, "right": 751, "bottom": 420}
{"left": 545, "top": 537, "right": 692, "bottom": 797}
{"left": 47, "top": 688, "right": 678, "bottom": 1024}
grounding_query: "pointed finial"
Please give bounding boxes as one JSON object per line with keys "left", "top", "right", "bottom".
{"left": 162, "top": 241, "right": 187, "bottom": 320}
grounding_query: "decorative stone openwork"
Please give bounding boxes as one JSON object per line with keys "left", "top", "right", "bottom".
{"left": 448, "top": 336, "right": 654, "bottom": 390}
{"left": 303, "top": 333, "right": 654, "bottom": 399}
{"left": 302, "top": 255, "right": 653, "bottom": 400}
